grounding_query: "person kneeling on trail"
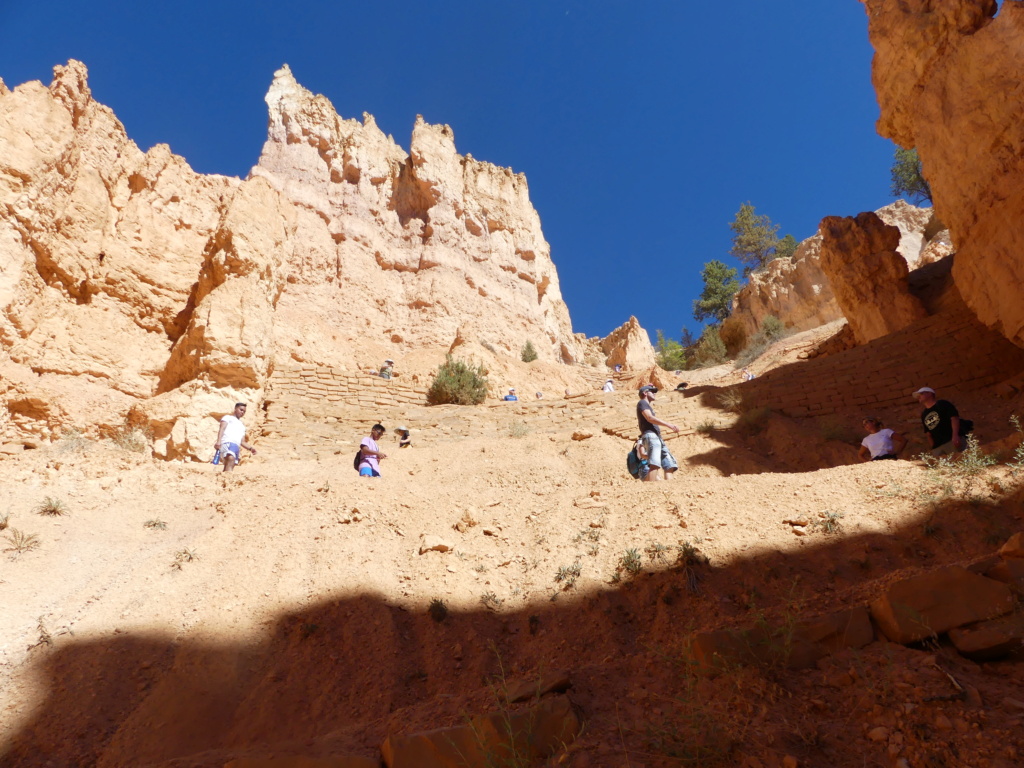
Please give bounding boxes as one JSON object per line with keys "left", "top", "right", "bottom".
{"left": 636, "top": 385, "right": 680, "bottom": 481}
{"left": 858, "top": 417, "right": 906, "bottom": 462}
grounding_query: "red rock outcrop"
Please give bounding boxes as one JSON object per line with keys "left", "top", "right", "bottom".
{"left": 599, "top": 316, "right": 656, "bottom": 371}
{"left": 0, "top": 61, "right": 608, "bottom": 457}
{"left": 864, "top": 0, "right": 1024, "bottom": 347}
{"left": 818, "top": 211, "right": 927, "bottom": 345}
{"left": 729, "top": 201, "right": 940, "bottom": 339}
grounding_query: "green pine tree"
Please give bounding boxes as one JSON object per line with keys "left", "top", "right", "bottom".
{"left": 692, "top": 260, "right": 740, "bottom": 324}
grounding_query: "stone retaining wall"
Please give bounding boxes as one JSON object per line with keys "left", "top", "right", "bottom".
{"left": 267, "top": 366, "right": 429, "bottom": 407}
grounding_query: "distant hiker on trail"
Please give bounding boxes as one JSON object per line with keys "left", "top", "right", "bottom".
{"left": 213, "top": 403, "right": 257, "bottom": 473}
{"left": 742, "top": 367, "right": 755, "bottom": 381}
{"left": 603, "top": 379, "right": 615, "bottom": 393}
{"left": 535, "top": 391, "right": 543, "bottom": 399}
{"left": 359, "top": 423, "right": 387, "bottom": 477}
{"left": 637, "top": 385, "right": 680, "bottom": 481}
{"left": 503, "top": 388, "right": 518, "bottom": 401}
{"left": 858, "top": 417, "right": 906, "bottom": 462}
{"left": 614, "top": 364, "right": 623, "bottom": 373}
{"left": 914, "top": 387, "right": 972, "bottom": 456}
{"left": 379, "top": 359, "right": 394, "bottom": 380}
{"left": 395, "top": 425, "right": 412, "bottom": 448}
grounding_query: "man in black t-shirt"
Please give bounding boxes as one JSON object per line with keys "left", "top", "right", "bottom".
{"left": 636, "top": 385, "right": 680, "bottom": 481}
{"left": 914, "top": 386, "right": 962, "bottom": 456}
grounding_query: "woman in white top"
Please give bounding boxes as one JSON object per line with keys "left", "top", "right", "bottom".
{"left": 858, "top": 417, "right": 907, "bottom": 462}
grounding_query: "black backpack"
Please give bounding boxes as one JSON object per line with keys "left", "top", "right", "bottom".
{"left": 353, "top": 449, "right": 363, "bottom": 471}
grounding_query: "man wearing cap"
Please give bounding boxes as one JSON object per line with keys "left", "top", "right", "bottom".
{"left": 914, "top": 387, "right": 963, "bottom": 456}
{"left": 603, "top": 379, "right": 615, "bottom": 393}
{"left": 379, "top": 359, "right": 394, "bottom": 380}
{"left": 637, "top": 385, "right": 680, "bottom": 481}
{"left": 395, "top": 425, "right": 412, "bottom": 448}
{"left": 359, "top": 423, "right": 388, "bottom": 477}
{"left": 503, "top": 388, "right": 518, "bottom": 402}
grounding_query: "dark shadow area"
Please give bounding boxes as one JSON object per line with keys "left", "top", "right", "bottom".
{"left": 5, "top": 480, "right": 1024, "bottom": 767}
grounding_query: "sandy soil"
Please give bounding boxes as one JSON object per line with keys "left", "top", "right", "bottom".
{"left": 3, "top": 341, "right": 1024, "bottom": 768}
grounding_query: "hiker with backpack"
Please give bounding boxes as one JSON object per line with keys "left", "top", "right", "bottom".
{"left": 358, "top": 423, "right": 388, "bottom": 477}
{"left": 636, "top": 385, "right": 680, "bottom": 481}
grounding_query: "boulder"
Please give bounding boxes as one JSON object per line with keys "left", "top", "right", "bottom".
{"left": 869, "top": 566, "right": 1014, "bottom": 644}
{"left": 948, "top": 611, "right": 1024, "bottom": 661}
{"left": 998, "top": 533, "right": 1024, "bottom": 559}
{"left": 818, "top": 212, "right": 927, "bottom": 345}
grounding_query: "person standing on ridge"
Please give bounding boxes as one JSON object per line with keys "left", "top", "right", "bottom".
{"left": 214, "top": 403, "right": 257, "bottom": 473}
{"left": 636, "top": 385, "right": 680, "bottom": 481}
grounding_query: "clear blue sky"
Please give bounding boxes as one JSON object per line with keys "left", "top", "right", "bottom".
{"left": 0, "top": 1, "right": 894, "bottom": 342}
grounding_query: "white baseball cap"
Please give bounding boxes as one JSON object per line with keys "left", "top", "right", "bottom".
{"left": 913, "top": 387, "right": 935, "bottom": 395}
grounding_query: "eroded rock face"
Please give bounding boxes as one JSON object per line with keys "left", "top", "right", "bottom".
{"left": 599, "top": 316, "right": 656, "bottom": 371}
{"left": 864, "top": 0, "right": 1024, "bottom": 346}
{"left": 729, "top": 201, "right": 938, "bottom": 339}
{"left": 0, "top": 61, "right": 591, "bottom": 457}
{"left": 819, "top": 212, "right": 927, "bottom": 345}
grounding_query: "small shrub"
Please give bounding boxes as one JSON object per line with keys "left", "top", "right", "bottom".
{"left": 426, "top": 355, "right": 489, "bottom": 406}
{"left": 509, "top": 421, "right": 530, "bottom": 438}
{"left": 696, "top": 420, "right": 717, "bottom": 435}
{"left": 619, "top": 548, "right": 643, "bottom": 576}
{"left": 1008, "top": 415, "right": 1024, "bottom": 475}
{"left": 735, "top": 315, "right": 788, "bottom": 367}
{"left": 4, "top": 529, "right": 40, "bottom": 554}
{"left": 520, "top": 340, "right": 538, "bottom": 363}
{"left": 646, "top": 542, "right": 671, "bottom": 563}
{"left": 428, "top": 598, "right": 449, "bottom": 622}
{"left": 809, "top": 510, "right": 845, "bottom": 535}
{"left": 554, "top": 560, "right": 582, "bottom": 590}
{"left": 112, "top": 420, "right": 152, "bottom": 453}
{"left": 480, "top": 340, "right": 497, "bottom": 354}
{"left": 737, "top": 406, "right": 772, "bottom": 435}
{"left": 573, "top": 528, "right": 601, "bottom": 544}
{"left": 480, "top": 591, "right": 503, "bottom": 610}
{"left": 921, "top": 434, "right": 997, "bottom": 497}
{"left": 693, "top": 326, "right": 728, "bottom": 368}
{"left": 36, "top": 497, "right": 67, "bottom": 517}
{"left": 171, "top": 548, "right": 199, "bottom": 570}
{"left": 58, "top": 428, "right": 89, "bottom": 453}
{"left": 144, "top": 519, "right": 167, "bottom": 530}
{"left": 656, "top": 330, "right": 690, "bottom": 371}
{"left": 717, "top": 387, "right": 744, "bottom": 413}
{"left": 676, "top": 541, "right": 709, "bottom": 593}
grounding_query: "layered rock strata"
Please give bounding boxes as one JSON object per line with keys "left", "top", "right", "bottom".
{"left": 864, "top": 0, "right": 1024, "bottom": 347}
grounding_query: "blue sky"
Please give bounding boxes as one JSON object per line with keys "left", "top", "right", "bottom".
{"left": 0, "top": 1, "right": 894, "bottom": 342}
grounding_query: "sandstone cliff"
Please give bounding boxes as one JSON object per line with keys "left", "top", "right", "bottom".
{"left": 729, "top": 201, "right": 941, "bottom": 339}
{"left": 0, "top": 61, "right": 612, "bottom": 458}
{"left": 864, "top": 0, "right": 1024, "bottom": 347}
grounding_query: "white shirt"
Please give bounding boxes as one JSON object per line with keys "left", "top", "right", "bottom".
{"left": 220, "top": 415, "right": 246, "bottom": 445}
{"left": 861, "top": 428, "right": 895, "bottom": 458}
{"left": 603, "top": 382, "right": 614, "bottom": 392}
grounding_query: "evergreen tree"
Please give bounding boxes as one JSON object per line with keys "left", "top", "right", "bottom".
{"left": 692, "top": 260, "right": 740, "bottom": 324}
{"left": 520, "top": 340, "right": 538, "bottom": 363}
{"left": 729, "top": 202, "right": 780, "bottom": 276}
{"left": 890, "top": 147, "right": 932, "bottom": 204}
{"left": 775, "top": 233, "right": 798, "bottom": 261}
{"left": 655, "top": 330, "right": 689, "bottom": 371}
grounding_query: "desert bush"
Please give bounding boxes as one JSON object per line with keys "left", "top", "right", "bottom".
{"left": 509, "top": 421, "right": 530, "bottom": 438}
{"left": 4, "top": 528, "right": 41, "bottom": 554}
{"left": 427, "top": 355, "right": 489, "bottom": 405}
{"left": 58, "top": 427, "right": 89, "bottom": 453}
{"left": 737, "top": 406, "right": 772, "bottom": 435}
{"left": 618, "top": 548, "right": 643, "bottom": 577}
{"left": 554, "top": 560, "right": 582, "bottom": 590}
{"left": 693, "top": 327, "right": 728, "bottom": 368}
{"left": 696, "top": 420, "right": 716, "bottom": 435}
{"left": 112, "top": 420, "right": 152, "bottom": 453}
{"left": 718, "top": 316, "right": 748, "bottom": 357}
{"left": 36, "top": 497, "right": 68, "bottom": 517}
{"left": 656, "top": 330, "right": 691, "bottom": 371}
{"left": 428, "top": 598, "right": 449, "bottom": 622}
{"left": 921, "top": 434, "right": 997, "bottom": 498}
{"left": 735, "top": 315, "right": 788, "bottom": 368}
{"left": 717, "top": 387, "right": 744, "bottom": 413}
{"left": 520, "top": 340, "right": 538, "bottom": 363}
{"left": 480, "top": 340, "right": 497, "bottom": 354}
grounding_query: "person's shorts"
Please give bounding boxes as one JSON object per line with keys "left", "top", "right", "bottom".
{"left": 931, "top": 441, "right": 957, "bottom": 457}
{"left": 641, "top": 432, "right": 678, "bottom": 472}
{"left": 359, "top": 465, "right": 381, "bottom": 477}
{"left": 222, "top": 442, "right": 241, "bottom": 460}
